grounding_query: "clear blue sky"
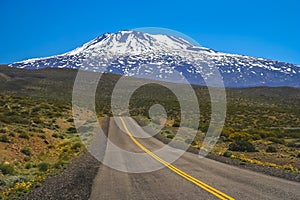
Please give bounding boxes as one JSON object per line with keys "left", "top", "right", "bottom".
{"left": 1, "top": 0, "right": 299, "bottom": 65}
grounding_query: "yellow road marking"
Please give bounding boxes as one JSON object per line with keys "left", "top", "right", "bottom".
{"left": 120, "top": 118, "right": 235, "bottom": 200}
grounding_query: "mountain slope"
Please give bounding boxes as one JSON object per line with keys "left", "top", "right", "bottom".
{"left": 10, "top": 31, "right": 300, "bottom": 87}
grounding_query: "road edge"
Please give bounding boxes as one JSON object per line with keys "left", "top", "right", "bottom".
{"left": 133, "top": 117, "right": 300, "bottom": 182}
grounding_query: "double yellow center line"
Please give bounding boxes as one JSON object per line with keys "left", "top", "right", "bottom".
{"left": 120, "top": 118, "right": 235, "bottom": 200}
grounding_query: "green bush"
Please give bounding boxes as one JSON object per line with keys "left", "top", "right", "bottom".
{"left": 252, "top": 134, "right": 261, "bottom": 141}
{"left": 24, "top": 156, "right": 31, "bottom": 162}
{"left": 223, "top": 151, "right": 232, "bottom": 158}
{"left": 71, "top": 142, "right": 82, "bottom": 151}
{"left": 38, "top": 162, "right": 50, "bottom": 172}
{"left": 67, "top": 127, "right": 77, "bottom": 134}
{"left": 0, "top": 179, "right": 6, "bottom": 186}
{"left": 19, "top": 133, "right": 30, "bottom": 139}
{"left": 0, "top": 128, "right": 7, "bottom": 133}
{"left": 66, "top": 118, "right": 74, "bottom": 122}
{"left": 229, "top": 140, "right": 257, "bottom": 152}
{"left": 0, "top": 135, "right": 10, "bottom": 143}
{"left": 21, "top": 148, "right": 31, "bottom": 156}
{"left": 25, "top": 163, "right": 32, "bottom": 169}
{"left": 52, "top": 133, "right": 59, "bottom": 138}
{"left": 266, "top": 146, "right": 277, "bottom": 153}
{"left": 38, "top": 134, "right": 46, "bottom": 139}
{"left": 166, "top": 134, "right": 175, "bottom": 139}
{"left": 0, "top": 163, "right": 15, "bottom": 175}
{"left": 297, "top": 153, "right": 300, "bottom": 158}
{"left": 53, "top": 159, "right": 69, "bottom": 169}
{"left": 229, "top": 132, "right": 252, "bottom": 141}
{"left": 172, "top": 120, "right": 180, "bottom": 127}
{"left": 8, "top": 132, "right": 15, "bottom": 137}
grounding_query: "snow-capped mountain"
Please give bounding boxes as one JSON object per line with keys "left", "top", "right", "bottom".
{"left": 10, "top": 30, "right": 300, "bottom": 87}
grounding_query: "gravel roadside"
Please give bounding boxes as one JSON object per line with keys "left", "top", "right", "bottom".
{"left": 22, "top": 152, "right": 100, "bottom": 200}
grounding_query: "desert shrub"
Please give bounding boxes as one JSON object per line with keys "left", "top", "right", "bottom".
{"left": 252, "top": 134, "right": 261, "bottom": 140}
{"left": 0, "top": 135, "right": 10, "bottom": 143}
{"left": 161, "top": 130, "right": 175, "bottom": 139}
{"left": 53, "top": 158, "right": 69, "bottom": 169}
{"left": 266, "top": 146, "right": 277, "bottom": 153}
{"left": 15, "top": 128, "right": 25, "bottom": 134}
{"left": 54, "top": 124, "right": 60, "bottom": 129}
{"left": 19, "top": 133, "right": 30, "bottom": 139}
{"left": 0, "top": 179, "right": 6, "bottom": 186}
{"left": 229, "top": 132, "right": 252, "bottom": 141}
{"left": 71, "top": 142, "right": 82, "bottom": 151}
{"left": 21, "top": 148, "right": 31, "bottom": 156}
{"left": 8, "top": 132, "right": 15, "bottom": 137}
{"left": 52, "top": 133, "right": 59, "bottom": 138}
{"left": 31, "top": 106, "right": 40, "bottom": 113}
{"left": 66, "top": 118, "right": 74, "bottom": 122}
{"left": 172, "top": 120, "right": 180, "bottom": 127}
{"left": 67, "top": 127, "right": 77, "bottom": 134}
{"left": 0, "top": 128, "right": 7, "bottom": 133}
{"left": 39, "top": 103, "right": 51, "bottom": 109}
{"left": 198, "top": 123, "right": 209, "bottom": 133}
{"left": 166, "top": 134, "right": 175, "bottom": 139}
{"left": 38, "top": 162, "right": 50, "bottom": 172}
{"left": 256, "top": 130, "right": 271, "bottom": 139}
{"left": 161, "top": 130, "right": 171, "bottom": 135}
{"left": 23, "top": 156, "right": 31, "bottom": 162}
{"left": 229, "top": 140, "right": 257, "bottom": 152}
{"left": 52, "top": 112, "right": 62, "bottom": 118}
{"left": 32, "top": 117, "right": 43, "bottom": 124}
{"left": 38, "top": 134, "right": 46, "bottom": 139}
{"left": 0, "top": 163, "right": 15, "bottom": 175}
{"left": 220, "top": 126, "right": 234, "bottom": 138}
{"left": 13, "top": 116, "right": 30, "bottom": 124}
{"left": 223, "top": 151, "right": 232, "bottom": 157}
{"left": 25, "top": 163, "right": 32, "bottom": 169}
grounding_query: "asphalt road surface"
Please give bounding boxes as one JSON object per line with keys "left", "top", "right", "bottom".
{"left": 89, "top": 117, "right": 300, "bottom": 200}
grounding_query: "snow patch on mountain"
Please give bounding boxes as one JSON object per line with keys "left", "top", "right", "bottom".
{"left": 9, "top": 30, "right": 300, "bottom": 87}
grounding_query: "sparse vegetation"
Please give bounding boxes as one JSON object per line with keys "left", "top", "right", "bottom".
{"left": 37, "top": 162, "right": 50, "bottom": 172}
{"left": 0, "top": 91, "right": 84, "bottom": 199}
{"left": 0, "top": 66, "right": 300, "bottom": 198}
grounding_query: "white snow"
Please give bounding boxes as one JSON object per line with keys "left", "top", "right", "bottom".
{"left": 9, "top": 30, "right": 299, "bottom": 88}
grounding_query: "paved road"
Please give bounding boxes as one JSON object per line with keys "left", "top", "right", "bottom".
{"left": 90, "top": 117, "right": 300, "bottom": 200}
